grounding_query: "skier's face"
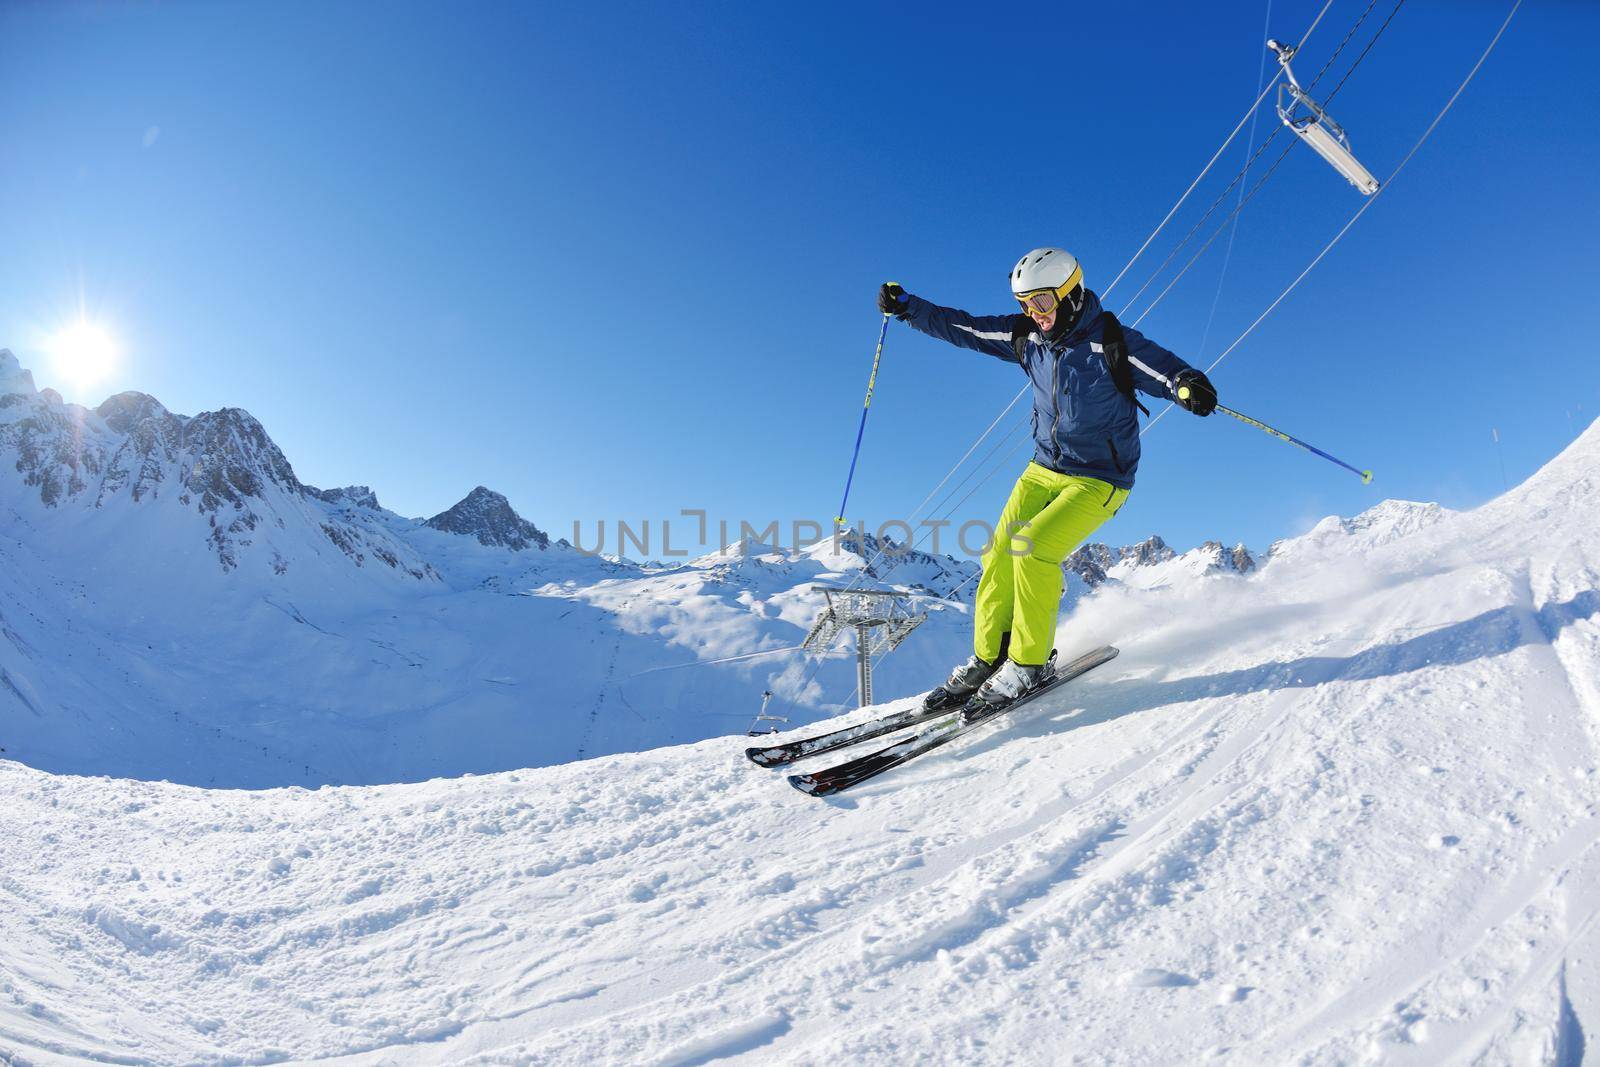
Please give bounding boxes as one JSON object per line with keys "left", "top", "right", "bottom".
{"left": 1027, "top": 306, "right": 1057, "bottom": 331}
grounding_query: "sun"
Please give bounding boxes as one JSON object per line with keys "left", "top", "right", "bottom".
{"left": 48, "top": 322, "right": 118, "bottom": 390}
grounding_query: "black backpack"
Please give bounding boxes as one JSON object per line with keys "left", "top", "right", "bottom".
{"left": 1011, "top": 309, "right": 1150, "bottom": 416}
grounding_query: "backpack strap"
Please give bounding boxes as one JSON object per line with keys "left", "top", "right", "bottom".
{"left": 1012, "top": 307, "right": 1151, "bottom": 417}
{"left": 1010, "top": 315, "right": 1033, "bottom": 364}
{"left": 1098, "top": 311, "right": 1150, "bottom": 417}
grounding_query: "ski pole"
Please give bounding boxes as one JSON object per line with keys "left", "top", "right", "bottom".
{"left": 1181, "top": 386, "right": 1373, "bottom": 484}
{"left": 834, "top": 313, "right": 890, "bottom": 525}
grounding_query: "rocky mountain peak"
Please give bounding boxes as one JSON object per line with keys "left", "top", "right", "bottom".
{"left": 0, "top": 349, "right": 36, "bottom": 396}
{"left": 1067, "top": 533, "right": 1257, "bottom": 588}
{"left": 425, "top": 486, "right": 550, "bottom": 551}
{"left": 176, "top": 407, "right": 302, "bottom": 512}
{"left": 0, "top": 376, "right": 351, "bottom": 571}
{"left": 309, "top": 485, "right": 381, "bottom": 510}
{"left": 1068, "top": 535, "right": 1177, "bottom": 584}
{"left": 1123, "top": 534, "right": 1175, "bottom": 567}
{"left": 1066, "top": 542, "right": 1117, "bottom": 584}
{"left": 826, "top": 528, "right": 971, "bottom": 598}
{"left": 1197, "top": 540, "right": 1257, "bottom": 575}
{"left": 96, "top": 391, "right": 179, "bottom": 434}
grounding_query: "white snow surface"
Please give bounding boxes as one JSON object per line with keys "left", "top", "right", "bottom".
{"left": 2, "top": 404, "right": 1598, "bottom": 1063}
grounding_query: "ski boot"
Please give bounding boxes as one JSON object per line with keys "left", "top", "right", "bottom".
{"left": 923, "top": 654, "right": 1002, "bottom": 712}
{"left": 960, "top": 649, "right": 1057, "bottom": 725}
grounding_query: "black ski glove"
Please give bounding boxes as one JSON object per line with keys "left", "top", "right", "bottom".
{"left": 878, "top": 282, "right": 910, "bottom": 318}
{"left": 1173, "top": 368, "right": 1217, "bottom": 416}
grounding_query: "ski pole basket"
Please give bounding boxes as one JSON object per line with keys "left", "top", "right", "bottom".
{"left": 1268, "top": 39, "right": 1380, "bottom": 196}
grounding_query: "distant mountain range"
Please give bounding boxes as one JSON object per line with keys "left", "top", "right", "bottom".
{"left": 0, "top": 348, "right": 1450, "bottom": 787}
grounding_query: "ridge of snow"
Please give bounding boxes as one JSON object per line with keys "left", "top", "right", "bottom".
{"left": 1265, "top": 498, "right": 1453, "bottom": 568}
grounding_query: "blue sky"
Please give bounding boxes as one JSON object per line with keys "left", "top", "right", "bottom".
{"left": 1, "top": 0, "right": 1594, "bottom": 559}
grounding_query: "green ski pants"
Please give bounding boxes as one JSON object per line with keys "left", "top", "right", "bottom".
{"left": 974, "top": 462, "right": 1129, "bottom": 667}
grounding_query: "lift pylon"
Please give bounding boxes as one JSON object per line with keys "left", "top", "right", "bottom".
{"left": 801, "top": 587, "right": 926, "bottom": 708}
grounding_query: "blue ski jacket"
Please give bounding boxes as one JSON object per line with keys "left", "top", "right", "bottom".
{"left": 899, "top": 288, "right": 1194, "bottom": 490}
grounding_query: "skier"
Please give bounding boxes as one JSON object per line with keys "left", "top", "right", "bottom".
{"left": 878, "top": 248, "right": 1216, "bottom": 719}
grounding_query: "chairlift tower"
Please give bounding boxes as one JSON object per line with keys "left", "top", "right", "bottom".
{"left": 801, "top": 586, "right": 926, "bottom": 708}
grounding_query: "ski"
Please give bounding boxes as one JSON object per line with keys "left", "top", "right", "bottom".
{"left": 787, "top": 645, "right": 1119, "bottom": 797}
{"left": 744, "top": 691, "right": 966, "bottom": 768}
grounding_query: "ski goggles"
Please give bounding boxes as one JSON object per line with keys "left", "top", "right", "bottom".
{"left": 1014, "top": 266, "right": 1082, "bottom": 317}
{"left": 1015, "top": 286, "right": 1066, "bottom": 316}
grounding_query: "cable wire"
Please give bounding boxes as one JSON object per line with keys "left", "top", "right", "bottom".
{"left": 1142, "top": 0, "right": 1522, "bottom": 435}
{"left": 1121, "top": 0, "right": 1386, "bottom": 323}
{"left": 1130, "top": 0, "right": 1410, "bottom": 330}
{"left": 1100, "top": 0, "right": 1339, "bottom": 299}
{"left": 1193, "top": 0, "right": 1277, "bottom": 361}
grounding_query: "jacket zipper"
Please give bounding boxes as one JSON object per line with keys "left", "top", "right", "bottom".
{"left": 1049, "top": 346, "right": 1064, "bottom": 461}
{"left": 1107, "top": 436, "right": 1124, "bottom": 474}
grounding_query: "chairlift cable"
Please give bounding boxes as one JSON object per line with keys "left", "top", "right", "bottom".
{"left": 1116, "top": 127, "right": 1288, "bottom": 319}
{"left": 891, "top": 387, "right": 1029, "bottom": 536}
{"left": 1129, "top": 0, "right": 1408, "bottom": 329}
{"left": 1193, "top": 0, "right": 1278, "bottom": 362}
{"left": 1317, "top": 0, "right": 1411, "bottom": 108}
{"left": 627, "top": 644, "right": 813, "bottom": 677}
{"left": 1119, "top": 0, "right": 1386, "bottom": 321}
{"left": 887, "top": 416, "right": 1033, "bottom": 568}
{"left": 901, "top": 414, "right": 1031, "bottom": 547}
{"left": 1142, "top": 0, "right": 1523, "bottom": 437}
{"left": 1100, "top": 0, "right": 1341, "bottom": 301}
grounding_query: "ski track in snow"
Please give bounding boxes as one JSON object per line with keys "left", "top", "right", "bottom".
{"left": 2, "top": 425, "right": 1599, "bottom": 1064}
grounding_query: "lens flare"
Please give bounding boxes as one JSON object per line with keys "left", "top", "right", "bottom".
{"left": 48, "top": 322, "right": 117, "bottom": 390}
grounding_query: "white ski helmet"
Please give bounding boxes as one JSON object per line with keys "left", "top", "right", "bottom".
{"left": 1009, "top": 247, "right": 1083, "bottom": 299}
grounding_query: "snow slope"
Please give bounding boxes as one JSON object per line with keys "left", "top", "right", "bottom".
{"left": 2, "top": 415, "right": 1596, "bottom": 1064}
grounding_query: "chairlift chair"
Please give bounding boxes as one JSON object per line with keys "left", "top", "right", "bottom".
{"left": 747, "top": 689, "right": 788, "bottom": 736}
{"left": 1268, "top": 39, "right": 1380, "bottom": 196}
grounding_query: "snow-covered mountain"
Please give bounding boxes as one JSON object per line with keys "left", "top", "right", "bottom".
{"left": 0, "top": 349, "right": 435, "bottom": 582}
{"left": 1266, "top": 498, "right": 1454, "bottom": 566}
{"left": 0, "top": 351, "right": 1004, "bottom": 786}
{"left": 0, "top": 349, "right": 1468, "bottom": 793}
{"left": 1069, "top": 533, "right": 1258, "bottom": 589}
{"left": 424, "top": 485, "right": 551, "bottom": 551}
{"left": 1067, "top": 499, "right": 1453, "bottom": 595}
{"left": 2, "top": 394, "right": 1596, "bottom": 1063}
